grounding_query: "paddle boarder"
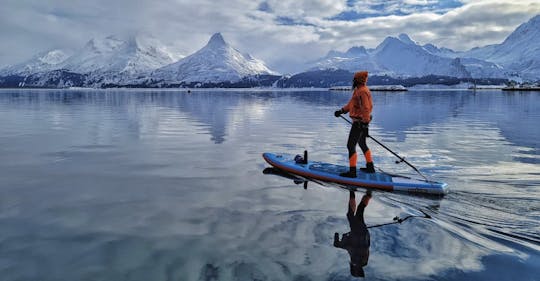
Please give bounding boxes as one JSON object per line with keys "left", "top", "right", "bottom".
{"left": 333, "top": 190, "right": 372, "bottom": 278}
{"left": 334, "top": 71, "right": 375, "bottom": 177}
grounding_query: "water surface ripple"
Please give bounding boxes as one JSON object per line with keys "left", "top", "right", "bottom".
{"left": 0, "top": 89, "right": 539, "bottom": 280}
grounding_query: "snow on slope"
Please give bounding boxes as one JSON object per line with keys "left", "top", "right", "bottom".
{"left": 312, "top": 34, "right": 472, "bottom": 78}
{"left": 154, "top": 33, "right": 277, "bottom": 83}
{"left": 422, "top": 43, "right": 459, "bottom": 58}
{"left": 373, "top": 34, "right": 470, "bottom": 78}
{"left": 465, "top": 15, "right": 540, "bottom": 80}
{"left": 63, "top": 35, "right": 177, "bottom": 76}
{"left": 420, "top": 43, "right": 505, "bottom": 78}
{"left": 309, "top": 32, "right": 514, "bottom": 78}
{"left": 311, "top": 46, "right": 384, "bottom": 74}
{"left": 0, "top": 49, "right": 73, "bottom": 75}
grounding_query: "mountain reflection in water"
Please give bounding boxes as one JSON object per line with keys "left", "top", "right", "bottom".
{"left": 0, "top": 89, "right": 538, "bottom": 281}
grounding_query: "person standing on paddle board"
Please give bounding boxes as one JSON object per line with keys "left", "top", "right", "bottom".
{"left": 334, "top": 190, "right": 372, "bottom": 277}
{"left": 334, "top": 71, "right": 375, "bottom": 177}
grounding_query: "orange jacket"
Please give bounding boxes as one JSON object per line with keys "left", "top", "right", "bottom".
{"left": 342, "top": 80, "right": 373, "bottom": 123}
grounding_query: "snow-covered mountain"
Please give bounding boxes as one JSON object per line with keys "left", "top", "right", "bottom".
{"left": 311, "top": 46, "right": 383, "bottom": 74}
{"left": 310, "top": 33, "right": 508, "bottom": 78}
{"left": 422, "top": 43, "right": 458, "bottom": 58}
{"left": 2, "top": 15, "right": 539, "bottom": 88}
{"left": 1, "top": 35, "right": 177, "bottom": 79}
{"left": 154, "top": 33, "right": 277, "bottom": 83}
{"left": 0, "top": 49, "right": 73, "bottom": 76}
{"left": 63, "top": 35, "right": 177, "bottom": 76}
{"left": 372, "top": 34, "right": 471, "bottom": 78}
{"left": 463, "top": 15, "right": 540, "bottom": 80}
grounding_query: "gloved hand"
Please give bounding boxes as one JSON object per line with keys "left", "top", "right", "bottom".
{"left": 334, "top": 109, "right": 343, "bottom": 117}
{"left": 359, "top": 122, "right": 369, "bottom": 129}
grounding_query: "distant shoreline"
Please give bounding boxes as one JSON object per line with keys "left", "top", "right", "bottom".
{"left": 0, "top": 86, "right": 523, "bottom": 92}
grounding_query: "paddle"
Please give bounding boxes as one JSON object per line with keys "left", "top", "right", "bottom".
{"left": 367, "top": 209, "right": 431, "bottom": 229}
{"left": 338, "top": 115, "right": 429, "bottom": 182}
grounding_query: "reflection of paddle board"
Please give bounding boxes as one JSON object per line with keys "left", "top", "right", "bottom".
{"left": 262, "top": 152, "right": 448, "bottom": 195}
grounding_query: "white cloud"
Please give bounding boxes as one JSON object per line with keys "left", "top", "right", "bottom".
{"left": 403, "top": 0, "right": 437, "bottom": 4}
{"left": 0, "top": 0, "right": 539, "bottom": 73}
{"left": 264, "top": 0, "right": 348, "bottom": 19}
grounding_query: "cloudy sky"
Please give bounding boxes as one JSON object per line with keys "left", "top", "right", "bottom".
{"left": 1, "top": 0, "right": 540, "bottom": 73}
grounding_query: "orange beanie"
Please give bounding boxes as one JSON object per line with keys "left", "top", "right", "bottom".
{"left": 354, "top": 71, "right": 368, "bottom": 85}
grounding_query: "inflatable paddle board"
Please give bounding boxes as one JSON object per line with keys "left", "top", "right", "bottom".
{"left": 263, "top": 152, "right": 448, "bottom": 195}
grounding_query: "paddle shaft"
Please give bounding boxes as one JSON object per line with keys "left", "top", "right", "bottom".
{"left": 339, "top": 115, "right": 429, "bottom": 181}
{"left": 368, "top": 211, "right": 431, "bottom": 229}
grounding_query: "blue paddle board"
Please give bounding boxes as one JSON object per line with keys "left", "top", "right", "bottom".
{"left": 263, "top": 152, "right": 448, "bottom": 195}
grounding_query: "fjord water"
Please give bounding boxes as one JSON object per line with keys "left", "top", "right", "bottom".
{"left": 0, "top": 89, "right": 538, "bottom": 281}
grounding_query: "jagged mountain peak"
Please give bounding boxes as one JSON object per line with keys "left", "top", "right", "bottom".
{"left": 155, "top": 32, "right": 277, "bottom": 83}
{"left": 83, "top": 36, "right": 125, "bottom": 52}
{"left": 374, "top": 34, "right": 421, "bottom": 53}
{"left": 311, "top": 33, "right": 476, "bottom": 78}
{"left": 502, "top": 14, "right": 540, "bottom": 45}
{"left": 325, "top": 50, "right": 343, "bottom": 58}
{"left": 207, "top": 33, "right": 227, "bottom": 48}
{"left": 321, "top": 46, "right": 367, "bottom": 59}
{"left": 472, "top": 14, "right": 540, "bottom": 79}
{"left": 62, "top": 34, "right": 177, "bottom": 75}
{"left": 377, "top": 34, "right": 418, "bottom": 49}
{"left": 422, "top": 43, "right": 458, "bottom": 58}
{"left": 38, "top": 49, "right": 71, "bottom": 65}
{"left": 398, "top": 33, "right": 416, "bottom": 45}
{"left": 0, "top": 48, "right": 73, "bottom": 75}
{"left": 346, "top": 46, "right": 367, "bottom": 56}
{"left": 527, "top": 14, "right": 540, "bottom": 24}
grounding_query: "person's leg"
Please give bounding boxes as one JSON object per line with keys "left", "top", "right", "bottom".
{"left": 338, "top": 190, "right": 357, "bottom": 248}
{"left": 347, "top": 190, "right": 356, "bottom": 224}
{"left": 348, "top": 190, "right": 357, "bottom": 215}
{"left": 358, "top": 124, "right": 375, "bottom": 173}
{"left": 355, "top": 191, "right": 372, "bottom": 225}
{"left": 340, "top": 124, "right": 361, "bottom": 177}
{"left": 347, "top": 190, "right": 365, "bottom": 234}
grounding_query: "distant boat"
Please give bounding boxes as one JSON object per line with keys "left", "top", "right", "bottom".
{"left": 328, "top": 86, "right": 350, "bottom": 91}
{"left": 501, "top": 85, "right": 540, "bottom": 91}
{"left": 329, "top": 85, "right": 407, "bottom": 91}
{"left": 468, "top": 85, "right": 505, "bottom": 90}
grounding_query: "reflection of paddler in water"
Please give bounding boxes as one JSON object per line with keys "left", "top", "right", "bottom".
{"left": 334, "top": 189, "right": 372, "bottom": 278}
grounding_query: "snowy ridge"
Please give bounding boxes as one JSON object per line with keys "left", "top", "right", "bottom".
{"left": 373, "top": 34, "right": 470, "bottom": 78}
{"left": 2, "top": 15, "right": 540, "bottom": 88}
{"left": 154, "top": 33, "right": 277, "bottom": 83}
{"left": 63, "top": 35, "right": 177, "bottom": 76}
{"left": 311, "top": 46, "right": 383, "bottom": 74}
{"left": 0, "top": 34, "right": 179, "bottom": 85}
{"left": 0, "top": 49, "right": 73, "bottom": 76}
{"left": 422, "top": 43, "right": 458, "bottom": 58}
{"left": 311, "top": 33, "right": 510, "bottom": 78}
{"left": 462, "top": 15, "right": 540, "bottom": 80}
{"left": 312, "top": 34, "right": 474, "bottom": 78}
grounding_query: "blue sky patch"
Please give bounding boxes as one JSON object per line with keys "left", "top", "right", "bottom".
{"left": 330, "top": 0, "right": 464, "bottom": 21}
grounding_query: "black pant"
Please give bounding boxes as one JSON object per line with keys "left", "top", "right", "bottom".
{"left": 347, "top": 122, "right": 369, "bottom": 158}
{"left": 347, "top": 201, "right": 367, "bottom": 234}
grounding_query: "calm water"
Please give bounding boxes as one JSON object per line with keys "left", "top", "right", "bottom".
{"left": 0, "top": 89, "right": 539, "bottom": 281}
